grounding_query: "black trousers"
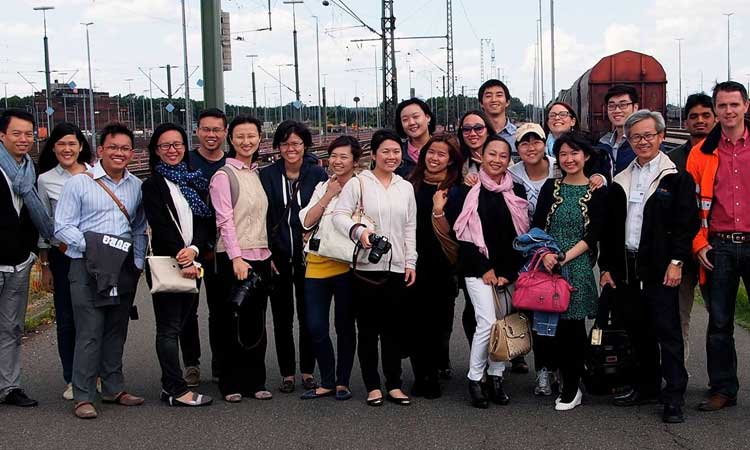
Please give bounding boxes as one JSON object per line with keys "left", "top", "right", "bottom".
{"left": 409, "top": 271, "right": 456, "bottom": 383}
{"left": 532, "top": 330, "right": 559, "bottom": 372}
{"left": 354, "top": 271, "right": 406, "bottom": 392}
{"left": 152, "top": 290, "right": 198, "bottom": 396}
{"left": 215, "top": 253, "right": 271, "bottom": 397}
{"left": 556, "top": 319, "right": 588, "bottom": 400}
{"left": 615, "top": 253, "right": 687, "bottom": 406}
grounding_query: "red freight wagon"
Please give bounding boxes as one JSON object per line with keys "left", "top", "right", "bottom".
{"left": 557, "top": 50, "right": 667, "bottom": 141}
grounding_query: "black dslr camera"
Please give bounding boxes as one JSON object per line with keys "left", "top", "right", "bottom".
{"left": 229, "top": 269, "right": 263, "bottom": 309}
{"left": 367, "top": 234, "right": 392, "bottom": 263}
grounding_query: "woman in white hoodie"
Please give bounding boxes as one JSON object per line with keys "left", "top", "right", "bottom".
{"left": 333, "top": 129, "right": 417, "bottom": 407}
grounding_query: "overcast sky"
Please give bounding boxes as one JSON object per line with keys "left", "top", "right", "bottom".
{"left": 3, "top": 0, "right": 749, "bottom": 112}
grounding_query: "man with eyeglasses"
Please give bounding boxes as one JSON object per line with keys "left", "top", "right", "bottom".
{"left": 599, "top": 110, "right": 698, "bottom": 424}
{"left": 687, "top": 81, "right": 750, "bottom": 412}
{"left": 184, "top": 108, "right": 228, "bottom": 386}
{"left": 598, "top": 84, "right": 640, "bottom": 176}
{"left": 55, "top": 123, "right": 148, "bottom": 418}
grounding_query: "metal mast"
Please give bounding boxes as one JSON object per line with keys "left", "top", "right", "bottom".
{"left": 381, "top": 0, "right": 397, "bottom": 124}
{"left": 446, "top": 0, "right": 455, "bottom": 128}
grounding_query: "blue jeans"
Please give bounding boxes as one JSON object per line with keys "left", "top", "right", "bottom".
{"left": 49, "top": 247, "right": 75, "bottom": 384}
{"left": 304, "top": 273, "right": 356, "bottom": 389}
{"left": 706, "top": 237, "right": 750, "bottom": 398}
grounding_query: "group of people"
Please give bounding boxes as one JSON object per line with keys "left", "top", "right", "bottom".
{"left": 0, "top": 77, "right": 748, "bottom": 425}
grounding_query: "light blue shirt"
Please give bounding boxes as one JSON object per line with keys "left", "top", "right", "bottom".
{"left": 497, "top": 119, "right": 518, "bottom": 157}
{"left": 54, "top": 162, "right": 147, "bottom": 269}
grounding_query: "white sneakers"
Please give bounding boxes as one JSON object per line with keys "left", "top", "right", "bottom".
{"left": 555, "top": 388, "right": 582, "bottom": 411}
{"left": 534, "top": 368, "right": 554, "bottom": 396}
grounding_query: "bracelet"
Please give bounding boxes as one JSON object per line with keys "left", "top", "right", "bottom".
{"left": 432, "top": 211, "right": 445, "bottom": 218}
{"left": 318, "top": 201, "right": 329, "bottom": 210}
{"left": 40, "top": 261, "right": 50, "bottom": 267}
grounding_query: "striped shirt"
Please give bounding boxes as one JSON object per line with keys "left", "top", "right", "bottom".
{"left": 54, "top": 162, "right": 148, "bottom": 269}
{"left": 38, "top": 163, "right": 92, "bottom": 248}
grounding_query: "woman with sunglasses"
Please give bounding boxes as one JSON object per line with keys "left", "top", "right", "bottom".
{"left": 457, "top": 110, "right": 497, "bottom": 176}
{"left": 37, "top": 122, "right": 92, "bottom": 400}
{"left": 142, "top": 123, "right": 214, "bottom": 407}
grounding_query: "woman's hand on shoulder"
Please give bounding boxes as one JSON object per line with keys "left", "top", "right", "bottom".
{"left": 464, "top": 173, "right": 479, "bottom": 187}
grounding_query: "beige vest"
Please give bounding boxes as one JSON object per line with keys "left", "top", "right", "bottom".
{"left": 215, "top": 164, "right": 269, "bottom": 253}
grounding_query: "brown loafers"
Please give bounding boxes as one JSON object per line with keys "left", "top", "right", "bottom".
{"left": 74, "top": 402, "right": 98, "bottom": 419}
{"left": 697, "top": 393, "right": 737, "bottom": 412}
{"left": 102, "top": 391, "right": 145, "bottom": 406}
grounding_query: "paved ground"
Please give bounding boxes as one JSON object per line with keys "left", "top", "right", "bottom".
{"left": 3, "top": 280, "right": 750, "bottom": 450}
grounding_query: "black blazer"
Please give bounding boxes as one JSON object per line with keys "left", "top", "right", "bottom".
{"left": 142, "top": 172, "right": 210, "bottom": 262}
{"left": 0, "top": 175, "right": 37, "bottom": 265}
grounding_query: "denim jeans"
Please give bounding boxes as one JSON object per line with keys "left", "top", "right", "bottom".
{"left": 304, "top": 272, "right": 356, "bottom": 389}
{"left": 706, "top": 237, "right": 750, "bottom": 398}
{"left": 49, "top": 246, "right": 75, "bottom": 384}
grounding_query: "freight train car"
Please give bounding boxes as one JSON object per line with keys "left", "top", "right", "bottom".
{"left": 557, "top": 50, "right": 667, "bottom": 140}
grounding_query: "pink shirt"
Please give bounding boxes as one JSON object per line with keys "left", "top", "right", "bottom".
{"left": 710, "top": 127, "right": 750, "bottom": 233}
{"left": 407, "top": 141, "right": 420, "bottom": 163}
{"left": 209, "top": 158, "right": 272, "bottom": 261}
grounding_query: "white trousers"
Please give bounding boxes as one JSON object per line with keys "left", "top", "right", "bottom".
{"left": 465, "top": 277, "right": 507, "bottom": 381}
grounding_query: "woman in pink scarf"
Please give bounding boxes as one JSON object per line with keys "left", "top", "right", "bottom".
{"left": 454, "top": 134, "right": 529, "bottom": 409}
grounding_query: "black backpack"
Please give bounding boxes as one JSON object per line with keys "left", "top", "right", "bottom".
{"left": 583, "top": 286, "right": 635, "bottom": 395}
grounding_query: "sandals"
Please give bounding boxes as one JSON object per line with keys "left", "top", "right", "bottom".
{"left": 102, "top": 391, "right": 144, "bottom": 406}
{"left": 302, "top": 377, "right": 318, "bottom": 391}
{"left": 279, "top": 378, "right": 295, "bottom": 393}
{"left": 74, "top": 401, "right": 98, "bottom": 419}
{"left": 224, "top": 393, "right": 242, "bottom": 403}
{"left": 254, "top": 390, "right": 273, "bottom": 400}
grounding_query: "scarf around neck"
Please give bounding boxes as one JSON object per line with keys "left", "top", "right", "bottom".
{"left": 453, "top": 168, "right": 529, "bottom": 258}
{"left": 0, "top": 143, "right": 54, "bottom": 239}
{"left": 423, "top": 170, "right": 447, "bottom": 185}
{"left": 155, "top": 161, "right": 212, "bottom": 218}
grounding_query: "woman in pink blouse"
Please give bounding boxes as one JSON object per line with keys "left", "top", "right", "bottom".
{"left": 209, "top": 115, "right": 274, "bottom": 403}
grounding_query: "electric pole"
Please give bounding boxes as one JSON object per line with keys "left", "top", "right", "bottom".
{"left": 283, "top": 1, "right": 303, "bottom": 120}
{"left": 382, "top": 0, "right": 397, "bottom": 125}
{"left": 247, "top": 54, "right": 259, "bottom": 117}
{"left": 446, "top": 0, "right": 455, "bottom": 129}
{"left": 201, "top": 0, "right": 225, "bottom": 110}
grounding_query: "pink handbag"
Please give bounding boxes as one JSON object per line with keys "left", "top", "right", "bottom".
{"left": 512, "top": 250, "right": 574, "bottom": 313}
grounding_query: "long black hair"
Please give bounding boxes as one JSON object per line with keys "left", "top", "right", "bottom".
{"left": 227, "top": 115, "right": 263, "bottom": 161}
{"left": 148, "top": 123, "right": 188, "bottom": 168}
{"left": 408, "top": 132, "right": 463, "bottom": 193}
{"left": 38, "top": 122, "right": 92, "bottom": 174}
{"left": 552, "top": 131, "right": 599, "bottom": 177}
{"left": 457, "top": 110, "right": 496, "bottom": 166}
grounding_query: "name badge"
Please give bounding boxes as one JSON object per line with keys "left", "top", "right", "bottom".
{"left": 629, "top": 189, "right": 645, "bottom": 203}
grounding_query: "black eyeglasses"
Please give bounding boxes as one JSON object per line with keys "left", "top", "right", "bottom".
{"left": 157, "top": 142, "right": 185, "bottom": 151}
{"left": 461, "top": 124, "right": 486, "bottom": 135}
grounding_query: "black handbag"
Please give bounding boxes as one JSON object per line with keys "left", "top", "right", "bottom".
{"left": 583, "top": 286, "right": 635, "bottom": 395}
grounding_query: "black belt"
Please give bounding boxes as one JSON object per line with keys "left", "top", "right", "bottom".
{"left": 626, "top": 249, "right": 638, "bottom": 259}
{"left": 711, "top": 232, "right": 750, "bottom": 244}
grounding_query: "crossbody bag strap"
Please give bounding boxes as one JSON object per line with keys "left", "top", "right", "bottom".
{"left": 85, "top": 173, "right": 131, "bottom": 222}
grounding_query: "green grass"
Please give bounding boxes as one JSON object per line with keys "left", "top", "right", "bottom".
{"left": 695, "top": 281, "right": 750, "bottom": 330}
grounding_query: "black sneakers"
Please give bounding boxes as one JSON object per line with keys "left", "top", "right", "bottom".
{"left": 3, "top": 389, "right": 38, "bottom": 407}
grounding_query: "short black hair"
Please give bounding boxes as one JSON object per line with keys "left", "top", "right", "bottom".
{"left": 478, "top": 79, "right": 511, "bottom": 103}
{"left": 482, "top": 134, "right": 512, "bottom": 155}
{"left": 327, "top": 135, "right": 362, "bottom": 161}
{"left": 683, "top": 93, "right": 714, "bottom": 118}
{"left": 227, "top": 115, "right": 263, "bottom": 161}
{"left": 272, "top": 120, "right": 313, "bottom": 150}
{"left": 712, "top": 81, "right": 749, "bottom": 103}
{"left": 0, "top": 108, "right": 34, "bottom": 133}
{"left": 604, "top": 84, "right": 639, "bottom": 104}
{"left": 198, "top": 108, "right": 227, "bottom": 127}
{"left": 552, "top": 131, "right": 598, "bottom": 176}
{"left": 99, "top": 122, "right": 134, "bottom": 148}
{"left": 39, "top": 122, "right": 93, "bottom": 174}
{"left": 370, "top": 129, "right": 401, "bottom": 155}
{"left": 148, "top": 123, "right": 188, "bottom": 168}
{"left": 394, "top": 98, "right": 436, "bottom": 139}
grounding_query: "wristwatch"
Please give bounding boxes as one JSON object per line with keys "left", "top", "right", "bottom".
{"left": 670, "top": 259, "right": 684, "bottom": 268}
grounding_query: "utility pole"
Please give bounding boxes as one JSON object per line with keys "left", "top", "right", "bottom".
{"left": 382, "top": 0, "right": 397, "bottom": 125}
{"left": 181, "top": 0, "right": 193, "bottom": 149}
{"left": 82, "top": 22, "right": 96, "bottom": 150}
{"left": 283, "top": 1, "right": 303, "bottom": 120}
{"left": 676, "top": 38, "right": 684, "bottom": 128}
{"left": 446, "top": 0, "right": 455, "bottom": 129}
{"left": 201, "top": 0, "right": 224, "bottom": 110}
{"left": 313, "top": 16, "right": 322, "bottom": 134}
{"left": 34, "top": 6, "right": 55, "bottom": 128}
{"left": 538, "top": 0, "right": 545, "bottom": 108}
{"left": 247, "top": 54, "right": 258, "bottom": 117}
{"left": 550, "top": 0, "right": 556, "bottom": 99}
{"left": 723, "top": 13, "right": 734, "bottom": 80}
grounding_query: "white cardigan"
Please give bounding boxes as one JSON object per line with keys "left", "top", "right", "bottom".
{"left": 332, "top": 170, "right": 417, "bottom": 273}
